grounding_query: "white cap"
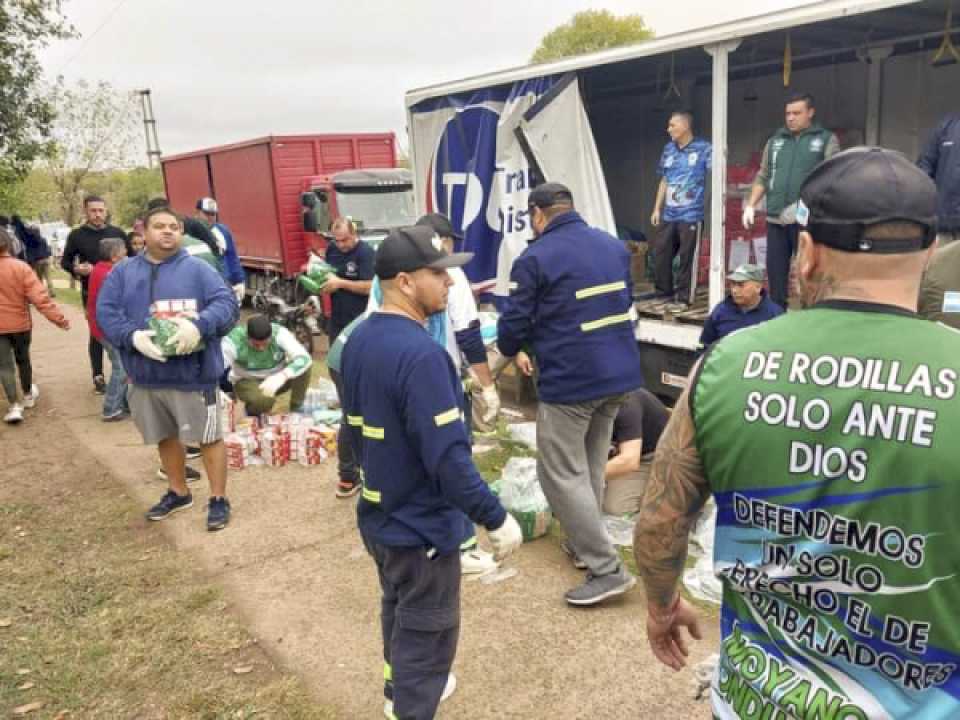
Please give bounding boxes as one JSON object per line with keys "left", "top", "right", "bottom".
{"left": 197, "top": 197, "right": 218, "bottom": 214}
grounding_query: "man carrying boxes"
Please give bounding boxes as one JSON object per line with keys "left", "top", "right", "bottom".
{"left": 221, "top": 314, "right": 313, "bottom": 416}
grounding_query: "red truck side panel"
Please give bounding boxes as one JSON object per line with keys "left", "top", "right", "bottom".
{"left": 356, "top": 136, "right": 396, "bottom": 168}
{"left": 162, "top": 155, "right": 211, "bottom": 216}
{"left": 162, "top": 134, "right": 397, "bottom": 278}
{"left": 273, "top": 139, "right": 323, "bottom": 275}
{"left": 209, "top": 144, "right": 283, "bottom": 266}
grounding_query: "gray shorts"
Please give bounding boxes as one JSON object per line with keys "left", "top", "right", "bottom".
{"left": 128, "top": 385, "right": 223, "bottom": 446}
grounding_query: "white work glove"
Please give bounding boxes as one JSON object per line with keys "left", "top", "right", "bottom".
{"left": 132, "top": 330, "right": 167, "bottom": 363}
{"left": 742, "top": 204, "right": 756, "bottom": 229}
{"left": 233, "top": 283, "right": 245, "bottom": 303}
{"left": 258, "top": 371, "right": 288, "bottom": 398}
{"left": 487, "top": 513, "right": 523, "bottom": 561}
{"left": 480, "top": 384, "right": 500, "bottom": 426}
{"left": 168, "top": 316, "right": 202, "bottom": 355}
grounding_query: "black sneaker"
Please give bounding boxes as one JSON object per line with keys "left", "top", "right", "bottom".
{"left": 336, "top": 478, "right": 361, "bottom": 498}
{"left": 207, "top": 497, "right": 231, "bottom": 531}
{"left": 145, "top": 490, "right": 193, "bottom": 521}
{"left": 156, "top": 465, "right": 202, "bottom": 483}
{"left": 184, "top": 445, "right": 202, "bottom": 460}
{"left": 93, "top": 375, "right": 107, "bottom": 395}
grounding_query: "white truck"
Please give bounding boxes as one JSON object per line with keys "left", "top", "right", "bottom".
{"left": 404, "top": 0, "right": 956, "bottom": 399}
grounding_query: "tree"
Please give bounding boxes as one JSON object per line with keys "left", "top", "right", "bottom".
{"left": 530, "top": 10, "right": 653, "bottom": 64}
{"left": 43, "top": 77, "right": 145, "bottom": 226}
{"left": 112, "top": 167, "right": 165, "bottom": 227}
{"left": 0, "top": 1, "right": 72, "bottom": 181}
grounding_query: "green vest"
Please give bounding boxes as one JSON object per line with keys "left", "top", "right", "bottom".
{"left": 693, "top": 303, "right": 960, "bottom": 719}
{"left": 764, "top": 124, "right": 833, "bottom": 216}
{"left": 183, "top": 234, "right": 225, "bottom": 276}
{"left": 227, "top": 324, "right": 285, "bottom": 373}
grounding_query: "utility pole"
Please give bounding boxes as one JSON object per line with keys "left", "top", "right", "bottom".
{"left": 138, "top": 89, "right": 162, "bottom": 168}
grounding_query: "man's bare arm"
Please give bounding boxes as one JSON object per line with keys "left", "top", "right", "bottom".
{"left": 633, "top": 380, "right": 711, "bottom": 610}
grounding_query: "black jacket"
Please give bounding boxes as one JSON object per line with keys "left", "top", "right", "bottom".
{"left": 918, "top": 115, "right": 960, "bottom": 232}
{"left": 61, "top": 224, "right": 130, "bottom": 297}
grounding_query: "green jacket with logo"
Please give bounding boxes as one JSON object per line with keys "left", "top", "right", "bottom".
{"left": 692, "top": 301, "right": 960, "bottom": 719}
{"left": 759, "top": 124, "right": 837, "bottom": 218}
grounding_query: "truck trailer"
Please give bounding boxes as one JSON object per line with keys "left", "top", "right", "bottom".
{"left": 404, "top": 0, "right": 957, "bottom": 399}
{"left": 161, "top": 133, "right": 416, "bottom": 298}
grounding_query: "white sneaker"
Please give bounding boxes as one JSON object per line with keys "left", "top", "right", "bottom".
{"left": 22, "top": 384, "right": 39, "bottom": 409}
{"left": 384, "top": 673, "right": 456, "bottom": 718}
{"left": 4, "top": 404, "right": 24, "bottom": 424}
{"left": 460, "top": 547, "right": 498, "bottom": 575}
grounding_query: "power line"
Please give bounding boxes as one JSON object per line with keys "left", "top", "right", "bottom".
{"left": 50, "top": 0, "right": 132, "bottom": 77}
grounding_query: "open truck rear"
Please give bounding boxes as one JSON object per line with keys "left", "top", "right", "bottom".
{"left": 405, "top": 0, "right": 957, "bottom": 400}
{"left": 161, "top": 133, "right": 403, "bottom": 296}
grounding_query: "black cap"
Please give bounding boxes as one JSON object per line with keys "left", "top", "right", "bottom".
{"left": 798, "top": 147, "right": 937, "bottom": 254}
{"left": 416, "top": 212, "right": 462, "bottom": 240}
{"left": 247, "top": 315, "right": 272, "bottom": 341}
{"left": 528, "top": 182, "right": 574, "bottom": 210}
{"left": 375, "top": 226, "right": 473, "bottom": 280}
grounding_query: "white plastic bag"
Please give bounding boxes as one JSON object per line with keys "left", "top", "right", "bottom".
{"left": 507, "top": 422, "right": 537, "bottom": 451}
{"left": 498, "top": 457, "right": 547, "bottom": 513}
{"left": 683, "top": 500, "right": 723, "bottom": 605}
{"left": 603, "top": 514, "right": 636, "bottom": 547}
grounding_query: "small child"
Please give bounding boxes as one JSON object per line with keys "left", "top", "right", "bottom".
{"left": 87, "top": 237, "right": 130, "bottom": 421}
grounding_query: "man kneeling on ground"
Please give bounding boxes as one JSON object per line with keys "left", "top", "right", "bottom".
{"left": 602, "top": 388, "right": 670, "bottom": 516}
{"left": 97, "top": 205, "right": 238, "bottom": 531}
{"left": 222, "top": 314, "right": 313, "bottom": 416}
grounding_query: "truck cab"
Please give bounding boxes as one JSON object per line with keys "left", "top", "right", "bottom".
{"left": 300, "top": 168, "right": 416, "bottom": 250}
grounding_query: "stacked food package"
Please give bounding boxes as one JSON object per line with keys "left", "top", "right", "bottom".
{"left": 223, "top": 412, "right": 338, "bottom": 470}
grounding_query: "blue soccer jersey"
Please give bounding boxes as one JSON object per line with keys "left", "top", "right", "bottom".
{"left": 658, "top": 138, "right": 712, "bottom": 224}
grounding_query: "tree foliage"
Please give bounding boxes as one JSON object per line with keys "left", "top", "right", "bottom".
{"left": 0, "top": 1, "right": 72, "bottom": 180}
{"left": 43, "top": 77, "right": 146, "bottom": 226}
{"left": 531, "top": 10, "right": 653, "bottom": 64}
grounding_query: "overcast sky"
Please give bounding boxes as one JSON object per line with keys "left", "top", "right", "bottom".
{"left": 40, "top": 0, "right": 811, "bottom": 159}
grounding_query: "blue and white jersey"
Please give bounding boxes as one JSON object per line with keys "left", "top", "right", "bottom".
{"left": 658, "top": 138, "right": 712, "bottom": 224}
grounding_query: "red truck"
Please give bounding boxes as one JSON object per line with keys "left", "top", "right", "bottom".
{"left": 161, "top": 133, "right": 415, "bottom": 298}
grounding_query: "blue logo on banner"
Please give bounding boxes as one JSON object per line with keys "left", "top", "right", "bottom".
{"left": 431, "top": 105, "right": 501, "bottom": 284}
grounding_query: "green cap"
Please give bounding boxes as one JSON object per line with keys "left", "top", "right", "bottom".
{"left": 727, "top": 263, "right": 765, "bottom": 283}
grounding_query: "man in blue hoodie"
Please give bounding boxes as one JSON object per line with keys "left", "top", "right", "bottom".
{"left": 498, "top": 182, "right": 644, "bottom": 607}
{"left": 97, "top": 205, "right": 239, "bottom": 531}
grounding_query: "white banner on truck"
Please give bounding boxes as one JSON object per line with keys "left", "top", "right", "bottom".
{"left": 409, "top": 73, "right": 613, "bottom": 301}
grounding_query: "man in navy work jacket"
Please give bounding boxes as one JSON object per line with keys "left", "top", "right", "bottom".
{"left": 97, "top": 205, "right": 239, "bottom": 531}
{"left": 918, "top": 114, "right": 960, "bottom": 247}
{"left": 497, "top": 182, "right": 644, "bottom": 607}
{"left": 699, "top": 263, "right": 784, "bottom": 349}
{"left": 341, "top": 225, "right": 522, "bottom": 720}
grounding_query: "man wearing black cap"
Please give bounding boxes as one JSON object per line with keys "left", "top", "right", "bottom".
{"left": 221, "top": 314, "right": 313, "bottom": 416}
{"left": 197, "top": 197, "right": 246, "bottom": 303}
{"left": 498, "top": 182, "right": 644, "bottom": 606}
{"left": 341, "top": 225, "right": 522, "bottom": 720}
{"left": 635, "top": 147, "right": 960, "bottom": 720}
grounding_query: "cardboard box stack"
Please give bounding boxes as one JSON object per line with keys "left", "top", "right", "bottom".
{"left": 223, "top": 412, "right": 338, "bottom": 470}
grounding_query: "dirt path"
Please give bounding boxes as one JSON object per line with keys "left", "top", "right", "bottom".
{"left": 14, "top": 304, "right": 721, "bottom": 718}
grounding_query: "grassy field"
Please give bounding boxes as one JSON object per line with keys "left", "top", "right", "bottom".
{"left": 49, "top": 267, "right": 82, "bottom": 309}
{"left": 0, "top": 470, "right": 336, "bottom": 719}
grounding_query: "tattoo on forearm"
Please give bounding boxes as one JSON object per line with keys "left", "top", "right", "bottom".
{"left": 634, "top": 384, "right": 710, "bottom": 609}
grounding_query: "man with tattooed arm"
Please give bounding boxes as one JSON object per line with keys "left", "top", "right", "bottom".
{"left": 635, "top": 148, "right": 960, "bottom": 719}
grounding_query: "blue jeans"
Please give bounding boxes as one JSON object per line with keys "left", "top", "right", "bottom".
{"left": 102, "top": 341, "right": 129, "bottom": 417}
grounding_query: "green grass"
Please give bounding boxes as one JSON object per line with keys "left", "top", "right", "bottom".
{"left": 49, "top": 267, "right": 82, "bottom": 308}
{"left": 473, "top": 419, "right": 537, "bottom": 484}
{"left": 0, "top": 466, "right": 336, "bottom": 719}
